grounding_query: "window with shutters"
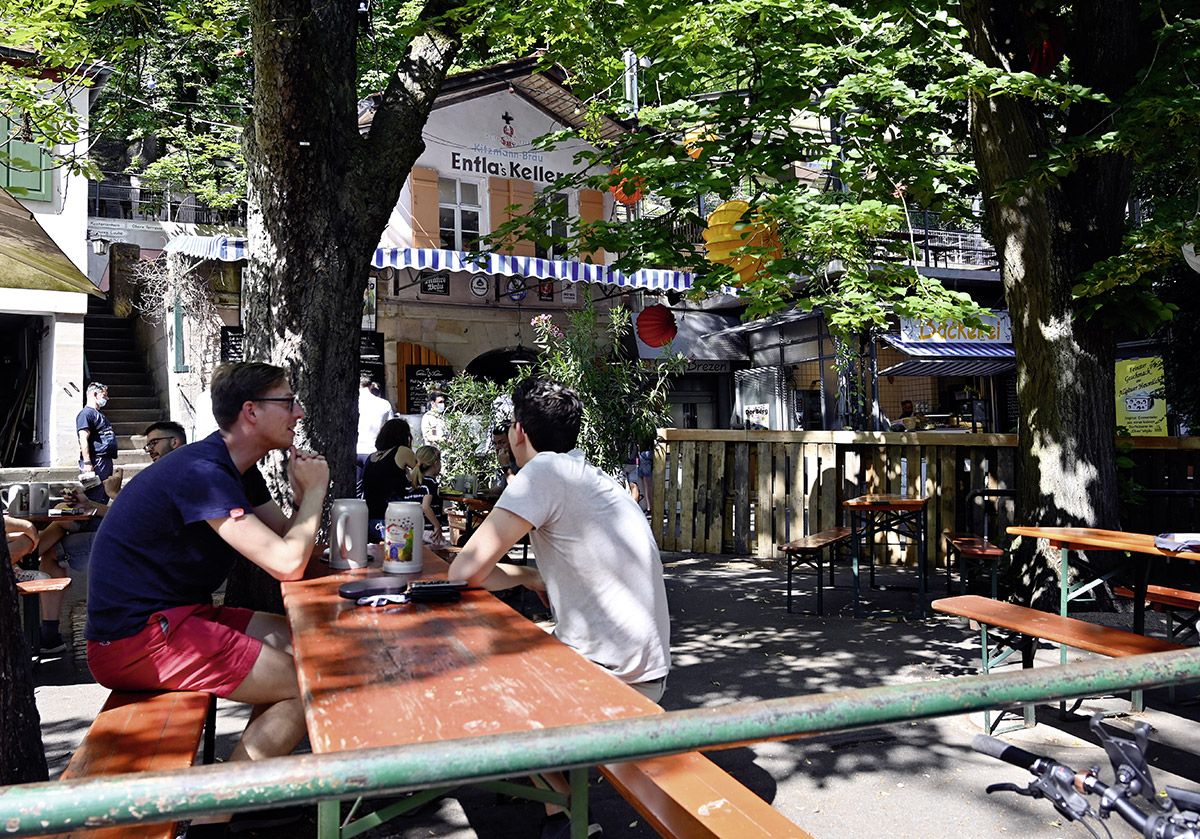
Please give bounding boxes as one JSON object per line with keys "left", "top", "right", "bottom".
{"left": 438, "top": 177, "right": 481, "bottom": 251}
{"left": 534, "top": 192, "right": 569, "bottom": 260}
{"left": 0, "top": 112, "right": 52, "bottom": 201}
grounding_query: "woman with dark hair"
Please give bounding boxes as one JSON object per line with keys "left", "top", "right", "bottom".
{"left": 360, "top": 418, "right": 417, "bottom": 537}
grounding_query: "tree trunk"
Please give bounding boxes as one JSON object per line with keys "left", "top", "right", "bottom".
{"left": 0, "top": 543, "right": 50, "bottom": 784}
{"left": 962, "top": 1, "right": 1145, "bottom": 609}
{"left": 228, "top": 0, "right": 465, "bottom": 610}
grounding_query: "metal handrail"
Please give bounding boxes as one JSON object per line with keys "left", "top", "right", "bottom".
{"left": 2, "top": 648, "right": 1199, "bottom": 836}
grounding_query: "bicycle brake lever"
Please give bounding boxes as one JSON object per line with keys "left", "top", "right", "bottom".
{"left": 986, "top": 782, "right": 1038, "bottom": 797}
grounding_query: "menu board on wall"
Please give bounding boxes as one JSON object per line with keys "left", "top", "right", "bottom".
{"left": 405, "top": 364, "right": 453, "bottom": 414}
{"left": 1115, "top": 357, "right": 1167, "bottom": 436}
{"left": 359, "top": 331, "right": 386, "bottom": 400}
{"left": 221, "top": 326, "right": 244, "bottom": 363}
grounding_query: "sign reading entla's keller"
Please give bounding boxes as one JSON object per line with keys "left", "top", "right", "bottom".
{"left": 450, "top": 152, "right": 561, "bottom": 184}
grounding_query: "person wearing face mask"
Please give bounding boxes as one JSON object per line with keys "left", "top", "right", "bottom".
{"left": 77, "top": 382, "right": 118, "bottom": 504}
{"left": 420, "top": 390, "right": 448, "bottom": 445}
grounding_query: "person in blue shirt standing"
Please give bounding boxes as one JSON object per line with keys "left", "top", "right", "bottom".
{"left": 77, "top": 382, "right": 117, "bottom": 504}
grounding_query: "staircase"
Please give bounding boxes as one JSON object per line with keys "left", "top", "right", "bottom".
{"left": 84, "top": 294, "right": 164, "bottom": 468}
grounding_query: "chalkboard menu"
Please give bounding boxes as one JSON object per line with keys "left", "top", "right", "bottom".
{"left": 359, "top": 331, "right": 387, "bottom": 400}
{"left": 406, "top": 364, "right": 453, "bottom": 414}
{"left": 221, "top": 325, "right": 244, "bottom": 363}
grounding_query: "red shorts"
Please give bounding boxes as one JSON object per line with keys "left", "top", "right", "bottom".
{"left": 87, "top": 603, "right": 262, "bottom": 698}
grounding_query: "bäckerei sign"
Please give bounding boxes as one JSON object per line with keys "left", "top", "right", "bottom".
{"left": 900, "top": 312, "right": 1011, "bottom": 344}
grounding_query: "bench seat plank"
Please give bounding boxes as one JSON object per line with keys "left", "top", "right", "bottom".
{"left": 778, "top": 527, "right": 852, "bottom": 615}
{"left": 601, "top": 752, "right": 814, "bottom": 839}
{"left": 16, "top": 578, "right": 73, "bottom": 595}
{"left": 1115, "top": 585, "right": 1200, "bottom": 612}
{"left": 777, "top": 526, "right": 852, "bottom": 554}
{"left": 943, "top": 533, "right": 1004, "bottom": 559}
{"left": 932, "top": 595, "right": 1186, "bottom": 657}
{"left": 51, "top": 691, "right": 213, "bottom": 839}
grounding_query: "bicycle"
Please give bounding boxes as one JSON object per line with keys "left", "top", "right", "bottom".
{"left": 973, "top": 713, "right": 1200, "bottom": 838}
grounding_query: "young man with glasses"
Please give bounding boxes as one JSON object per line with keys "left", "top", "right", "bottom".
{"left": 142, "top": 420, "right": 187, "bottom": 462}
{"left": 84, "top": 362, "right": 328, "bottom": 829}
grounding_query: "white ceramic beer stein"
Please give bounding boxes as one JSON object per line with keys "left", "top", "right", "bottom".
{"left": 29, "top": 482, "right": 50, "bottom": 517}
{"left": 331, "top": 498, "right": 369, "bottom": 570}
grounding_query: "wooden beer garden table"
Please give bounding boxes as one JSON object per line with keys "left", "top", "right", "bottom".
{"left": 281, "top": 550, "right": 661, "bottom": 839}
{"left": 843, "top": 494, "right": 930, "bottom": 619}
{"left": 1005, "top": 526, "right": 1197, "bottom": 637}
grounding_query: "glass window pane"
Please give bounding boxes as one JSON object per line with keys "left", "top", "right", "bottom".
{"left": 440, "top": 207, "right": 456, "bottom": 229}
{"left": 460, "top": 182, "right": 479, "bottom": 206}
{"left": 462, "top": 210, "right": 479, "bottom": 234}
{"left": 440, "top": 230, "right": 457, "bottom": 250}
{"left": 438, "top": 178, "right": 457, "bottom": 204}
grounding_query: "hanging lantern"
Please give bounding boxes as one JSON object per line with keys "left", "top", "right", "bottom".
{"left": 609, "top": 167, "right": 645, "bottom": 206}
{"left": 702, "top": 199, "right": 781, "bottom": 284}
{"left": 683, "top": 127, "right": 716, "bottom": 160}
{"left": 636, "top": 304, "right": 678, "bottom": 348}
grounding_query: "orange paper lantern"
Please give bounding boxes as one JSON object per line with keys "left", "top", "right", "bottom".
{"left": 636, "top": 304, "right": 678, "bottom": 348}
{"left": 684, "top": 128, "right": 716, "bottom": 159}
{"left": 609, "top": 167, "right": 645, "bottom": 206}
{"left": 702, "top": 199, "right": 781, "bottom": 284}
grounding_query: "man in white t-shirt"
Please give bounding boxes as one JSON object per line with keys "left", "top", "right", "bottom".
{"left": 448, "top": 377, "right": 670, "bottom": 699}
{"left": 356, "top": 374, "right": 394, "bottom": 485}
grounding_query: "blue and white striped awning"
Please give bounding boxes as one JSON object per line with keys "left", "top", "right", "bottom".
{"left": 879, "top": 334, "right": 1015, "bottom": 377}
{"left": 373, "top": 248, "right": 693, "bottom": 292}
{"left": 163, "top": 235, "right": 248, "bottom": 262}
{"left": 161, "top": 236, "right": 693, "bottom": 291}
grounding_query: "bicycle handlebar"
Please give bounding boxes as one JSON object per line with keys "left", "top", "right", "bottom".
{"left": 972, "top": 724, "right": 1200, "bottom": 839}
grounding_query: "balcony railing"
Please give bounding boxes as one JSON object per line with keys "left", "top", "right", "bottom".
{"left": 88, "top": 176, "right": 246, "bottom": 226}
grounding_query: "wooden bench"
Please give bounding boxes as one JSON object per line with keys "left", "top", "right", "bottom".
{"left": 16, "top": 577, "right": 72, "bottom": 657}
{"left": 943, "top": 532, "right": 1004, "bottom": 598}
{"left": 601, "top": 751, "right": 814, "bottom": 839}
{"left": 48, "top": 690, "right": 217, "bottom": 839}
{"left": 777, "top": 526, "right": 852, "bottom": 615}
{"left": 1115, "top": 585, "right": 1200, "bottom": 644}
{"left": 933, "top": 594, "right": 1186, "bottom": 730}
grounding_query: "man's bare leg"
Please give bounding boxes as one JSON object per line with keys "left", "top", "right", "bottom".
{"left": 226, "top": 613, "right": 306, "bottom": 762}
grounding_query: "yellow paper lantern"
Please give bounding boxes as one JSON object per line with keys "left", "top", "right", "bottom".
{"left": 702, "top": 200, "right": 781, "bottom": 284}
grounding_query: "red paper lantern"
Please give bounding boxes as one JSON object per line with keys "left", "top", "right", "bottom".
{"left": 636, "top": 304, "right": 678, "bottom": 348}
{"left": 609, "top": 167, "right": 645, "bottom": 206}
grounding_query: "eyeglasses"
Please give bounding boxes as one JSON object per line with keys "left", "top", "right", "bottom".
{"left": 255, "top": 395, "right": 302, "bottom": 412}
{"left": 494, "top": 422, "right": 511, "bottom": 436}
{"left": 144, "top": 437, "right": 173, "bottom": 451}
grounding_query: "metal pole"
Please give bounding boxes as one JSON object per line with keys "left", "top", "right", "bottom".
{"left": 3, "top": 649, "right": 1200, "bottom": 836}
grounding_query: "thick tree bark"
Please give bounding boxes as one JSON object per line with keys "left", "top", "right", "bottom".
{"left": 961, "top": 1, "right": 1145, "bottom": 609}
{"left": 227, "top": 0, "right": 465, "bottom": 609}
{"left": 0, "top": 543, "right": 49, "bottom": 784}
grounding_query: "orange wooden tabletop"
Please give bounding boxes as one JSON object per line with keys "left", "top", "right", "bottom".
{"left": 1007, "top": 526, "right": 1196, "bottom": 558}
{"left": 843, "top": 494, "right": 929, "bottom": 511}
{"left": 17, "top": 512, "right": 96, "bottom": 524}
{"left": 281, "top": 553, "right": 661, "bottom": 755}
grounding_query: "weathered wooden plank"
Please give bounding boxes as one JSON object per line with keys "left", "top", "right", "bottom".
{"left": 939, "top": 445, "right": 957, "bottom": 549}
{"left": 733, "top": 442, "right": 750, "bottom": 555}
{"left": 663, "top": 439, "right": 679, "bottom": 551}
{"left": 995, "top": 445, "right": 1016, "bottom": 540}
{"left": 679, "top": 440, "right": 698, "bottom": 550}
{"left": 755, "top": 441, "right": 773, "bottom": 557}
{"left": 803, "top": 443, "right": 820, "bottom": 534}
{"left": 651, "top": 435, "right": 667, "bottom": 546}
{"left": 819, "top": 443, "right": 838, "bottom": 531}
{"left": 694, "top": 441, "right": 712, "bottom": 552}
{"left": 772, "top": 442, "right": 788, "bottom": 550}
{"left": 706, "top": 442, "right": 726, "bottom": 554}
{"left": 787, "top": 442, "right": 803, "bottom": 545}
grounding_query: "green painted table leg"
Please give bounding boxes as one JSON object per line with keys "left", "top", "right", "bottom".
{"left": 318, "top": 800, "right": 340, "bottom": 839}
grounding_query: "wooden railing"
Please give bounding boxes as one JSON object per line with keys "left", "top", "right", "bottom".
{"left": 649, "top": 430, "right": 1200, "bottom": 565}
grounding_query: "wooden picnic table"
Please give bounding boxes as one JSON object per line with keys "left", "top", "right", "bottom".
{"left": 843, "top": 494, "right": 930, "bottom": 619}
{"left": 1006, "top": 526, "right": 1194, "bottom": 636}
{"left": 16, "top": 510, "right": 96, "bottom": 525}
{"left": 281, "top": 550, "right": 660, "bottom": 839}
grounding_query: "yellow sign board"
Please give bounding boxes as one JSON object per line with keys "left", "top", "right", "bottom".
{"left": 1115, "top": 357, "right": 1167, "bottom": 436}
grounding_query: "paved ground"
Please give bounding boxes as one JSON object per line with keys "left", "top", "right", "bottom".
{"left": 31, "top": 554, "right": 1200, "bottom": 839}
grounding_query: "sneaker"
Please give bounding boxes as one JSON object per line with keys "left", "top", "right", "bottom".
{"left": 540, "top": 813, "right": 602, "bottom": 839}
{"left": 39, "top": 633, "right": 67, "bottom": 654}
{"left": 13, "top": 568, "right": 50, "bottom": 583}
